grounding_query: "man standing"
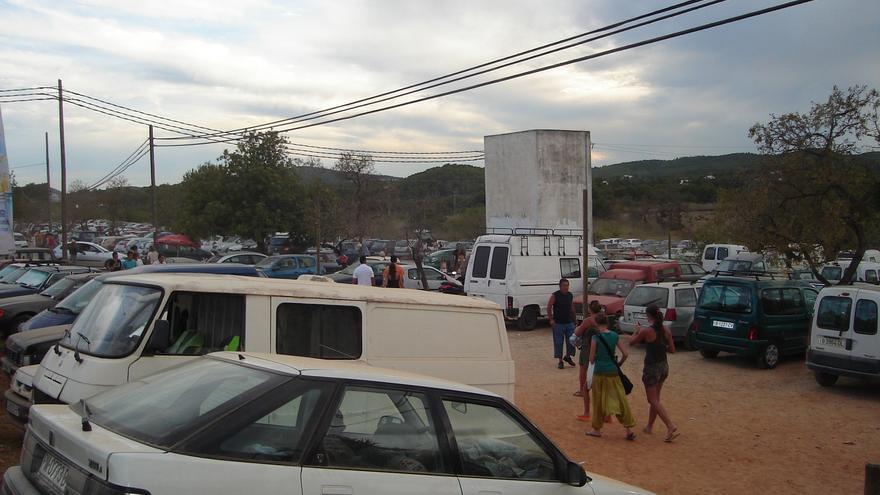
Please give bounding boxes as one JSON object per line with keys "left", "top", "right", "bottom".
{"left": 146, "top": 245, "right": 160, "bottom": 265}
{"left": 547, "top": 278, "right": 577, "bottom": 369}
{"left": 352, "top": 256, "right": 374, "bottom": 286}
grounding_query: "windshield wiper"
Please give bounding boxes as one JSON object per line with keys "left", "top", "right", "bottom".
{"left": 79, "top": 399, "right": 92, "bottom": 432}
{"left": 73, "top": 332, "right": 91, "bottom": 364}
{"left": 53, "top": 327, "right": 72, "bottom": 356}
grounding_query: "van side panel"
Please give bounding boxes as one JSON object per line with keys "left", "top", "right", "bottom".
{"left": 246, "top": 295, "right": 272, "bottom": 352}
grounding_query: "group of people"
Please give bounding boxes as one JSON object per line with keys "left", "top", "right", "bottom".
{"left": 104, "top": 245, "right": 164, "bottom": 271}
{"left": 548, "top": 278, "right": 680, "bottom": 443}
{"left": 351, "top": 255, "right": 407, "bottom": 288}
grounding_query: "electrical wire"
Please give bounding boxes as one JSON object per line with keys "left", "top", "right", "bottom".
{"left": 88, "top": 147, "right": 149, "bottom": 191}
{"left": 86, "top": 139, "right": 149, "bottom": 190}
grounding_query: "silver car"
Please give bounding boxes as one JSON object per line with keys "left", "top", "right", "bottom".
{"left": 619, "top": 281, "right": 702, "bottom": 349}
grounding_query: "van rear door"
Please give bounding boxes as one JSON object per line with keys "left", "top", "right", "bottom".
{"left": 812, "top": 290, "right": 854, "bottom": 361}
{"left": 466, "top": 244, "right": 509, "bottom": 308}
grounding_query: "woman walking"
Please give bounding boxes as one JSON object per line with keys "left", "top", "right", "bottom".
{"left": 573, "top": 300, "right": 602, "bottom": 420}
{"left": 586, "top": 313, "right": 637, "bottom": 440}
{"left": 630, "top": 304, "right": 680, "bottom": 442}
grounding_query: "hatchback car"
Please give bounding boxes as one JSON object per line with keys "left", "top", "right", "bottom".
{"left": 2, "top": 353, "right": 653, "bottom": 495}
{"left": 620, "top": 281, "right": 702, "bottom": 349}
{"left": 207, "top": 252, "right": 267, "bottom": 265}
{"left": 692, "top": 277, "right": 818, "bottom": 368}
{"left": 256, "top": 255, "right": 321, "bottom": 278}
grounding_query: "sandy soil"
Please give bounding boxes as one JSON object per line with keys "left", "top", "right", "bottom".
{"left": 509, "top": 324, "right": 880, "bottom": 494}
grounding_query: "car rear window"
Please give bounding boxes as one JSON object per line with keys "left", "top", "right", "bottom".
{"left": 816, "top": 296, "right": 852, "bottom": 331}
{"left": 675, "top": 288, "right": 697, "bottom": 307}
{"left": 698, "top": 284, "right": 752, "bottom": 314}
{"left": 854, "top": 300, "right": 878, "bottom": 335}
{"left": 821, "top": 266, "right": 843, "bottom": 281}
{"left": 626, "top": 287, "right": 668, "bottom": 307}
{"left": 471, "top": 246, "right": 490, "bottom": 278}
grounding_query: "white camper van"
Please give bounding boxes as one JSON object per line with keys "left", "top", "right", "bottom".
{"left": 820, "top": 261, "right": 880, "bottom": 285}
{"left": 465, "top": 230, "right": 606, "bottom": 330}
{"left": 701, "top": 243, "right": 748, "bottom": 272}
{"left": 15, "top": 273, "right": 515, "bottom": 424}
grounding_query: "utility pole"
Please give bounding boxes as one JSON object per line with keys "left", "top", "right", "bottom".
{"left": 314, "top": 193, "right": 321, "bottom": 274}
{"left": 44, "top": 132, "right": 50, "bottom": 228}
{"left": 57, "top": 79, "right": 68, "bottom": 261}
{"left": 149, "top": 125, "right": 158, "bottom": 245}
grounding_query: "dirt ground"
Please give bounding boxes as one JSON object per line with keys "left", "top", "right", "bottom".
{"left": 0, "top": 328, "right": 877, "bottom": 494}
{"left": 510, "top": 324, "right": 880, "bottom": 494}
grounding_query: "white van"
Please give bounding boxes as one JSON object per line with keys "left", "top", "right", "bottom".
{"left": 23, "top": 273, "right": 515, "bottom": 419}
{"left": 820, "top": 261, "right": 880, "bottom": 285}
{"left": 807, "top": 284, "right": 880, "bottom": 386}
{"left": 701, "top": 243, "right": 747, "bottom": 272}
{"left": 465, "top": 231, "right": 606, "bottom": 330}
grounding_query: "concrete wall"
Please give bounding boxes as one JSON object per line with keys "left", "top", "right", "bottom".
{"left": 484, "top": 129, "right": 590, "bottom": 232}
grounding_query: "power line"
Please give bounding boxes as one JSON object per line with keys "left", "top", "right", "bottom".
{"left": 86, "top": 139, "right": 149, "bottom": 190}
{"left": 594, "top": 142, "right": 755, "bottom": 149}
{"left": 10, "top": 162, "right": 46, "bottom": 170}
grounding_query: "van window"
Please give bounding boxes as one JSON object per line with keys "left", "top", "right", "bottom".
{"left": 698, "top": 285, "right": 752, "bottom": 314}
{"left": 560, "top": 258, "right": 581, "bottom": 279}
{"left": 472, "top": 246, "right": 491, "bottom": 278}
{"left": 276, "top": 303, "right": 362, "bottom": 359}
{"left": 804, "top": 290, "right": 818, "bottom": 310}
{"left": 717, "top": 247, "right": 729, "bottom": 261}
{"left": 854, "top": 300, "right": 878, "bottom": 335}
{"left": 821, "top": 266, "right": 843, "bottom": 281}
{"left": 704, "top": 247, "right": 716, "bottom": 261}
{"left": 158, "top": 292, "right": 246, "bottom": 355}
{"left": 761, "top": 288, "right": 804, "bottom": 316}
{"left": 489, "top": 247, "right": 508, "bottom": 280}
{"left": 675, "top": 288, "right": 697, "bottom": 307}
{"left": 865, "top": 270, "right": 879, "bottom": 284}
{"left": 816, "top": 296, "right": 852, "bottom": 331}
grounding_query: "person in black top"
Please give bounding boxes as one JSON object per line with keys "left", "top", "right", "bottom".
{"left": 547, "top": 278, "right": 577, "bottom": 369}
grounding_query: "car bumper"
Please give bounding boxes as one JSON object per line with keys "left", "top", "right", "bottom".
{"left": 806, "top": 349, "right": 880, "bottom": 379}
{"left": 1, "top": 357, "right": 18, "bottom": 378}
{"left": 4, "top": 389, "right": 30, "bottom": 428}
{"left": 695, "top": 333, "right": 762, "bottom": 356}
{"left": 1, "top": 467, "right": 40, "bottom": 495}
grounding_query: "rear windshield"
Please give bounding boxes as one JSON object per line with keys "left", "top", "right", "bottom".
{"left": 626, "top": 287, "right": 668, "bottom": 307}
{"left": 820, "top": 266, "right": 843, "bottom": 281}
{"left": 590, "top": 278, "right": 637, "bottom": 297}
{"left": 698, "top": 284, "right": 753, "bottom": 314}
{"left": 816, "top": 296, "right": 852, "bottom": 331}
{"left": 716, "top": 260, "right": 754, "bottom": 272}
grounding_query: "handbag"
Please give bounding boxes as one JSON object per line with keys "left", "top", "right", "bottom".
{"left": 596, "top": 333, "right": 634, "bottom": 395}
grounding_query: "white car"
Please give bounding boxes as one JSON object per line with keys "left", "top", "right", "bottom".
{"left": 52, "top": 241, "right": 114, "bottom": 267}
{"left": 13, "top": 233, "right": 28, "bottom": 248}
{"left": 3, "top": 353, "right": 653, "bottom": 495}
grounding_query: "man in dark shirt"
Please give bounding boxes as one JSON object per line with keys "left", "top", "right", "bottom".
{"left": 547, "top": 278, "right": 577, "bottom": 369}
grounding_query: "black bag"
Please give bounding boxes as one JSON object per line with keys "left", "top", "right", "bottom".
{"left": 596, "top": 333, "right": 634, "bottom": 395}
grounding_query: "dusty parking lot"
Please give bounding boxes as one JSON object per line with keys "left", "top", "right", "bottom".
{"left": 0, "top": 326, "right": 876, "bottom": 494}
{"left": 510, "top": 324, "right": 880, "bottom": 494}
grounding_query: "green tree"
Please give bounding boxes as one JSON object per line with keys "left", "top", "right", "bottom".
{"left": 333, "top": 152, "right": 374, "bottom": 241}
{"left": 718, "top": 85, "right": 880, "bottom": 284}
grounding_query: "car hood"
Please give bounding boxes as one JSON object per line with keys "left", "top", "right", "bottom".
{"left": 6, "top": 324, "right": 70, "bottom": 350}
{"left": 575, "top": 294, "right": 626, "bottom": 313}
{"left": 0, "top": 292, "right": 53, "bottom": 312}
{"left": 0, "top": 286, "right": 36, "bottom": 299}
{"left": 19, "top": 308, "right": 77, "bottom": 331}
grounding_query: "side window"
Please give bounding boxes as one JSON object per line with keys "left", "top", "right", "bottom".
{"left": 299, "top": 257, "right": 316, "bottom": 268}
{"left": 866, "top": 270, "right": 879, "bottom": 284}
{"left": 560, "top": 258, "right": 581, "bottom": 279}
{"left": 761, "top": 289, "right": 783, "bottom": 315}
{"left": 442, "top": 399, "right": 556, "bottom": 481}
{"left": 158, "top": 292, "right": 246, "bottom": 355}
{"left": 781, "top": 288, "right": 804, "bottom": 314}
{"left": 675, "top": 289, "right": 697, "bottom": 307}
{"left": 854, "top": 300, "right": 878, "bottom": 335}
{"left": 717, "top": 247, "right": 729, "bottom": 261}
{"left": 489, "top": 247, "right": 509, "bottom": 280}
{"left": 754, "top": 262, "right": 766, "bottom": 272}
{"left": 472, "top": 246, "right": 491, "bottom": 278}
{"left": 816, "top": 296, "right": 852, "bottom": 331}
{"left": 408, "top": 268, "right": 419, "bottom": 280}
{"left": 680, "top": 264, "right": 693, "bottom": 275}
{"left": 692, "top": 264, "right": 707, "bottom": 275}
{"left": 803, "top": 290, "right": 818, "bottom": 311}
{"left": 704, "top": 247, "right": 716, "bottom": 261}
{"left": 316, "top": 386, "right": 446, "bottom": 474}
{"left": 276, "top": 303, "right": 362, "bottom": 359}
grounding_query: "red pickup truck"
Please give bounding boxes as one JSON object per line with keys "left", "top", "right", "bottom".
{"left": 574, "top": 261, "right": 682, "bottom": 325}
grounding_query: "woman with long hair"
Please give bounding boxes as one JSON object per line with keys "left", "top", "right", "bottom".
{"left": 630, "top": 303, "right": 680, "bottom": 442}
{"left": 585, "top": 313, "right": 637, "bottom": 440}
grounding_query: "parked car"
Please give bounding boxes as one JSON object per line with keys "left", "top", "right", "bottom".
{"left": 13, "top": 232, "right": 27, "bottom": 248}
{"left": 256, "top": 255, "right": 321, "bottom": 278}
{"left": 678, "top": 262, "right": 708, "bottom": 282}
{"left": 423, "top": 248, "right": 459, "bottom": 271}
{"left": 807, "top": 284, "right": 880, "bottom": 386}
{"left": 0, "top": 265, "right": 93, "bottom": 303}
{"left": 394, "top": 239, "right": 412, "bottom": 258}
{"left": 268, "top": 233, "right": 294, "bottom": 255}
{"left": 709, "top": 252, "right": 769, "bottom": 275}
{"left": 701, "top": 243, "right": 748, "bottom": 272}
{"left": 0, "top": 272, "right": 100, "bottom": 337}
{"left": 575, "top": 261, "right": 681, "bottom": 322}
{"left": 620, "top": 281, "right": 702, "bottom": 349}
{"left": 3, "top": 352, "right": 651, "bottom": 495}
{"left": 788, "top": 269, "right": 825, "bottom": 290}
{"left": 207, "top": 251, "right": 267, "bottom": 265}
{"left": 326, "top": 261, "right": 454, "bottom": 290}
{"left": 692, "top": 276, "right": 818, "bottom": 368}
{"left": 819, "top": 260, "right": 880, "bottom": 284}
{"left": 0, "top": 248, "right": 58, "bottom": 268}
{"left": 53, "top": 241, "right": 114, "bottom": 267}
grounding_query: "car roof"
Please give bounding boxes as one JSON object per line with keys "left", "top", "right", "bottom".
{"left": 96, "top": 263, "right": 258, "bottom": 280}
{"left": 821, "top": 283, "right": 880, "bottom": 294}
{"left": 703, "top": 276, "right": 811, "bottom": 288}
{"left": 210, "top": 352, "right": 498, "bottom": 396}
{"left": 31, "top": 265, "right": 94, "bottom": 273}
{"left": 633, "top": 281, "right": 700, "bottom": 289}
{"left": 599, "top": 269, "right": 645, "bottom": 280}
{"left": 608, "top": 261, "right": 679, "bottom": 269}
{"left": 722, "top": 252, "right": 763, "bottom": 261}
{"left": 107, "top": 273, "right": 499, "bottom": 310}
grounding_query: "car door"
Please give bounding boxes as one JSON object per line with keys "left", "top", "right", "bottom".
{"left": 301, "top": 385, "right": 462, "bottom": 495}
{"left": 441, "top": 397, "right": 581, "bottom": 495}
{"left": 812, "top": 292, "right": 853, "bottom": 361}
{"left": 76, "top": 242, "right": 98, "bottom": 264}
{"left": 852, "top": 295, "right": 879, "bottom": 365}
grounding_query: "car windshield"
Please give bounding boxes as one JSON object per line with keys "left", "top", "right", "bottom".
{"left": 590, "top": 278, "right": 636, "bottom": 297}
{"left": 256, "top": 256, "right": 279, "bottom": 268}
{"left": 820, "top": 266, "right": 842, "bottom": 280}
{"left": 698, "top": 284, "right": 753, "bottom": 314}
{"left": 0, "top": 267, "right": 27, "bottom": 284}
{"left": 40, "top": 277, "right": 78, "bottom": 300}
{"left": 16, "top": 269, "right": 51, "bottom": 289}
{"left": 81, "top": 358, "right": 287, "bottom": 449}
{"left": 716, "top": 260, "right": 755, "bottom": 272}
{"left": 55, "top": 279, "right": 104, "bottom": 314}
{"left": 60, "top": 283, "right": 163, "bottom": 357}
{"left": 0, "top": 265, "right": 19, "bottom": 280}
{"left": 626, "top": 287, "right": 669, "bottom": 307}
{"left": 270, "top": 237, "right": 288, "bottom": 246}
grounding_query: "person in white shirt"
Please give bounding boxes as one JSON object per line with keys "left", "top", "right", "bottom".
{"left": 352, "top": 256, "right": 374, "bottom": 286}
{"left": 147, "top": 245, "right": 160, "bottom": 265}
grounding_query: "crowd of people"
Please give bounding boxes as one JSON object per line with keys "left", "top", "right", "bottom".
{"left": 103, "top": 245, "right": 165, "bottom": 271}
{"left": 548, "top": 278, "right": 680, "bottom": 443}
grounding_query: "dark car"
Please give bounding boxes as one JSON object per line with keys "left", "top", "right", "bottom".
{"left": 692, "top": 276, "right": 819, "bottom": 368}
{"left": 268, "top": 235, "right": 294, "bottom": 255}
{"left": 0, "top": 265, "right": 94, "bottom": 302}
{"left": 0, "top": 248, "right": 58, "bottom": 268}
{"left": 0, "top": 272, "right": 100, "bottom": 336}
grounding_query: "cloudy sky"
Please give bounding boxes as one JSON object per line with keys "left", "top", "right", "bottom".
{"left": 1, "top": 0, "right": 878, "bottom": 187}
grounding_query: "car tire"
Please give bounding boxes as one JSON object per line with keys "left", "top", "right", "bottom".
{"left": 756, "top": 343, "right": 781, "bottom": 369}
{"left": 684, "top": 328, "right": 698, "bottom": 351}
{"left": 517, "top": 306, "right": 538, "bottom": 331}
{"left": 699, "top": 349, "right": 719, "bottom": 359}
{"left": 814, "top": 371, "right": 839, "bottom": 387}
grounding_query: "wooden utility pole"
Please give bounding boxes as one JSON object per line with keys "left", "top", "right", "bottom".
{"left": 44, "top": 132, "right": 50, "bottom": 228}
{"left": 149, "top": 125, "right": 158, "bottom": 245}
{"left": 57, "top": 79, "right": 68, "bottom": 261}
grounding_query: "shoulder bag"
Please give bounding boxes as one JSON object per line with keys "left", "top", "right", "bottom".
{"left": 596, "top": 333, "right": 634, "bottom": 395}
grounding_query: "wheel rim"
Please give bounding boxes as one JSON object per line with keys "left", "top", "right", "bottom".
{"left": 765, "top": 345, "right": 779, "bottom": 367}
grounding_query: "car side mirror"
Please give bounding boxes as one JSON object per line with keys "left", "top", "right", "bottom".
{"left": 145, "top": 320, "right": 171, "bottom": 354}
{"left": 565, "top": 461, "right": 589, "bottom": 487}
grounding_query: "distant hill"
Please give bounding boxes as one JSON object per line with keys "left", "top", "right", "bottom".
{"left": 293, "top": 165, "right": 398, "bottom": 185}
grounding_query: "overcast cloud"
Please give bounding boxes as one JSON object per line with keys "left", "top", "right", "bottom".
{"left": 0, "top": 0, "right": 878, "bottom": 186}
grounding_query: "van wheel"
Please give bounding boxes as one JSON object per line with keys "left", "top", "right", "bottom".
{"left": 699, "top": 349, "right": 719, "bottom": 359}
{"left": 756, "top": 343, "right": 780, "bottom": 369}
{"left": 518, "top": 307, "right": 538, "bottom": 331}
{"left": 814, "top": 371, "right": 839, "bottom": 387}
{"left": 684, "top": 328, "right": 698, "bottom": 351}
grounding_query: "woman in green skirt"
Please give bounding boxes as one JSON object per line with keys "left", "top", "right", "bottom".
{"left": 586, "top": 313, "right": 637, "bottom": 440}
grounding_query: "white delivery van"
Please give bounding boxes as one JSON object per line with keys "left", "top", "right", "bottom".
{"left": 807, "top": 284, "right": 880, "bottom": 386}
{"left": 465, "top": 230, "right": 606, "bottom": 330}
{"left": 26, "top": 273, "right": 515, "bottom": 416}
{"left": 820, "top": 261, "right": 880, "bottom": 285}
{"left": 701, "top": 243, "right": 747, "bottom": 272}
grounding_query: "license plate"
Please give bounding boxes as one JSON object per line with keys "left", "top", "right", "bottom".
{"left": 712, "top": 320, "right": 735, "bottom": 330}
{"left": 819, "top": 336, "right": 845, "bottom": 348}
{"left": 5, "top": 400, "right": 19, "bottom": 417}
{"left": 37, "top": 454, "right": 69, "bottom": 494}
